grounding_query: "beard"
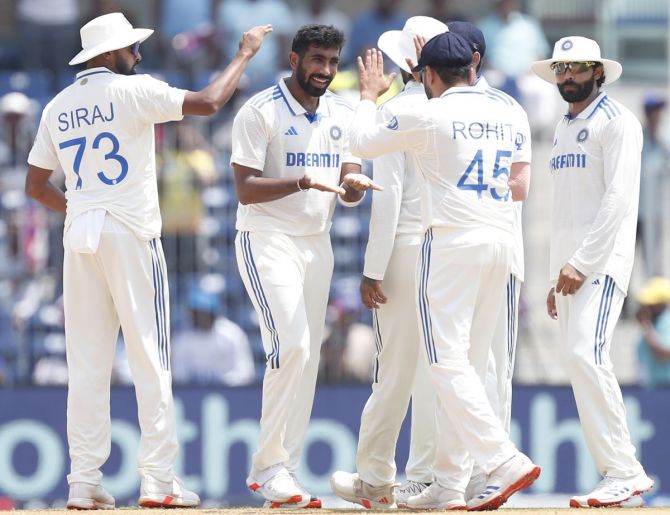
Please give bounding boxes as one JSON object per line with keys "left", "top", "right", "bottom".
{"left": 120, "top": 63, "right": 137, "bottom": 76}
{"left": 296, "top": 61, "right": 332, "bottom": 97}
{"left": 115, "top": 55, "right": 137, "bottom": 76}
{"left": 558, "top": 76, "right": 595, "bottom": 103}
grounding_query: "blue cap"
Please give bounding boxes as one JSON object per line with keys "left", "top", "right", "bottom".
{"left": 187, "top": 287, "right": 220, "bottom": 313}
{"left": 447, "top": 21, "right": 486, "bottom": 59}
{"left": 411, "top": 31, "right": 473, "bottom": 72}
{"left": 643, "top": 90, "right": 666, "bottom": 112}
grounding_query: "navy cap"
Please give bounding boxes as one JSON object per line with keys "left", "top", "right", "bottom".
{"left": 447, "top": 21, "right": 486, "bottom": 59}
{"left": 411, "top": 31, "right": 473, "bottom": 72}
{"left": 643, "top": 90, "right": 666, "bottom": 112}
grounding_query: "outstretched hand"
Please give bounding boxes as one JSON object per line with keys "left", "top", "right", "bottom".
{"left": 300, "top": 173, "right": 346, "bottom": 195}
{"left": 342, "top": 173, "right": 383, "bottom": 192}
{"left": 357, "top": 49, "right": 396, "bottom": 102}
{"left": 238, "top": 25, "right": 273, "bottom": 58}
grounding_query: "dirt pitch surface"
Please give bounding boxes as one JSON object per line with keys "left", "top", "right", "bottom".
{"left": 13, "top": 508, "right": 670, "bottom": 515}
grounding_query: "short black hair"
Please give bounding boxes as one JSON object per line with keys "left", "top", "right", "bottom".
{"left": 291, "top": 24, "right": 345, "bottom": 55}
{"left": 430, "top": 64, "right": 472, "bottom": 87}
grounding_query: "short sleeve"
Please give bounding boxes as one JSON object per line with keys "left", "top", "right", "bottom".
{"left": 230, "top": 104, "right": 270, "bottom": 170}
{"left": 131, "top": 75, "right": 186, "bottom": 125}
{"left": 27, "top": 108, "right": 59, "bottom": 170}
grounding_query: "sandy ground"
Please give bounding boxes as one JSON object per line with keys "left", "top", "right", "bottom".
{"left": 10, "top": 509, "right": 670, "bottom": 515}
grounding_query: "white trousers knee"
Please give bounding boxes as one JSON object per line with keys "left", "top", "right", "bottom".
{"left": 417, "top": 228, "right": 518, "bottom": 490}
{"left": 356, "top": 242, "right": 436, "bottom": 486}
{"left": 555, "top": 274, "right": 643, "bottom": 478}
{"left": 236, "top": 231, "right": 332, "bottom": 476}
{"left": 65, "top": 214, "right": 178, "bottom": 485}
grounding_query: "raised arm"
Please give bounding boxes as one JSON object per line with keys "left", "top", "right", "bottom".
{"left": 182, "top": 25, "right": 272, "bottom": 116}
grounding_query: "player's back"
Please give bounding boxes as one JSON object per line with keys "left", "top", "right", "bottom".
{"left": 34, "top": 68, "right": 185, "bottom": 239}
{"left": 416, "top": 85, "right": 530, "bottom": 235}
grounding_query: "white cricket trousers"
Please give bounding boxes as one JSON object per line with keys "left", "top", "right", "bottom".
{"left": 236, "top": 230, "right": 333, "bottom": 476}
{"left": 491, "top": 274, "right": 521, "bottom": 433}
{"left": 417, "top": 228, "right": 518, "bottom": 491}
{"left": 356, "top": 242, "right": 436, "bottom": 486}
{"left": 555, "top": 274, "right": 643, "bottom": 478}
{"left": 64, "top": 215, "right": 178, "bottom": 485}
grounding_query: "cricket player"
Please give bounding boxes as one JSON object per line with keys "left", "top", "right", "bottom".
{"left": 25, "top": 12, "right": 271, "bottom": 509}
{"left": 230, "top": 24, "right": 380, "bottom": 508}
{"left": 532, "top": 36, "right": 654, "bottom": 508}
{"left": 346, "top": 33, "right": 540, "bottom": 511}
{"left": 447, "top": 21, "right": 528, "bottom": 502}
{"left": 330, "top": 16, "right": 447, "bottom": 510}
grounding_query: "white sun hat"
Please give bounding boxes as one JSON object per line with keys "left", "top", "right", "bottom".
{"left": 531, "top": 36, "right": 622, "bottom": 85}
{"left": 378, "top": 16, "right": 448, "bottom": 73}
{"left": 69, "top": 12, "right": 154, "bottom": 66}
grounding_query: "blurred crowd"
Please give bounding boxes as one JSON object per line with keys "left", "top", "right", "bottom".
{"left": 0, "top": 0, "right": 668, "bottom": 387}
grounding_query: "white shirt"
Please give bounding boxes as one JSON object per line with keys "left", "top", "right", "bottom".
{"left": 28, "top": 67, "right": 186, "bottom": 240}
{"left": 231, "top": 78, "right": 361, "bottom": 236}
{"left": 350, "top": 85, "right": 532, "bottom": 242}
{"left": 549, "top": 91, "right": 642, "bottom": 293}
{"left": 363, "top": 80, "right": 424, "bottom": 280}
{"left": 474, "top": 76, "right": 528, "bottom": 280}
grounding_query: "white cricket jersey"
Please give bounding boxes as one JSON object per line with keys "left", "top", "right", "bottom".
{"left": 363, "top": 80, "right": 424, "bottom": 280}
{"left": 351, "top": 85, "right": 532, "bottom": 240}
{"left": 231, "top": 78, "right": 361, "bottom": 236}
{"left": 474, "top": 76, "right": 527, "bottom": 281}
{"left": 28, "top": 67, "right": 186, "bottom": 240}
{"left": 549, "top": 91, "right": 642, "bottom": 293}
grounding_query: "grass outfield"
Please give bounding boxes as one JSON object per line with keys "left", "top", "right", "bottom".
{"left": 11, "top": 509, "right": 670, "bottom": 514}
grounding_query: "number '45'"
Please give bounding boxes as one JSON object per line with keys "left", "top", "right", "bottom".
{"left": 457, "top": 149, "right": 513, "bottom": 201}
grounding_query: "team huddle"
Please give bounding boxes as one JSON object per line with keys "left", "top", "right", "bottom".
{"left": 25, "top": 9, "right": 653, "bottom": 512}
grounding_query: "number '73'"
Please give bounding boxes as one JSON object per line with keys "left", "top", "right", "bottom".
{"left": 58, "top": 132, "right": 129, "bottom": 190}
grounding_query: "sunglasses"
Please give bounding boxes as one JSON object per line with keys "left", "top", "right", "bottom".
{"left": 549, "top": 61, "right": 597, "bottom": 75}
{"left": 129, "top": 41, "right": 141, "bottom": 58}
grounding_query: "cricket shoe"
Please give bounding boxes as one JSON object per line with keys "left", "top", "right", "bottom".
{"left": 263, "top": 499, "right": 321, "bottom": 509}
{"left": 330, "top": 471, "right": 396, "bottom": 509}
{"left": 396, "top": 479, "right": 432, "bottom": 508}
{"left": 465, "top": 473, "right": 487, "bottom": 504}
{"left": 67, "top": 482, "right": 115, "bottom": 510}
{"left": 406, "top": 483, "right": 466, "bottom": 510}
{"left": 466, "top": 453, "right": 541, "bottom": 511}
{"left": 262, "top": 474, "right": 321, "bottom": 509}
{"left": 138, "top": 474, "right": 200, "bottom": 508}
{"left": 569, "top": 472, "right": 654, "bottom": 508}
{"left": 247, "top": 465, "right": 305, "bottom": 505}
{"left": 291, "top": 473, "right": 322, "bottom": 508}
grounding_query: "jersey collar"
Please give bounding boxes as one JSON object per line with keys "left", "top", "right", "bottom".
{"left": 439, "top": 85, "right": 482, "bottom": 98}
{"left": 569, "top": 91, "right": 607, "bottom": 121}
{"left": 403, "top": 79, "right": 424, "bottom": 93}
{"left": 75, "top": 67, "right": 114, "bottom": 81}
{"left": 277, "top": 78, "right": 332, "bottom": 120}
{"left": 473, "top": 74, "right": 489, "bottom": 90}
